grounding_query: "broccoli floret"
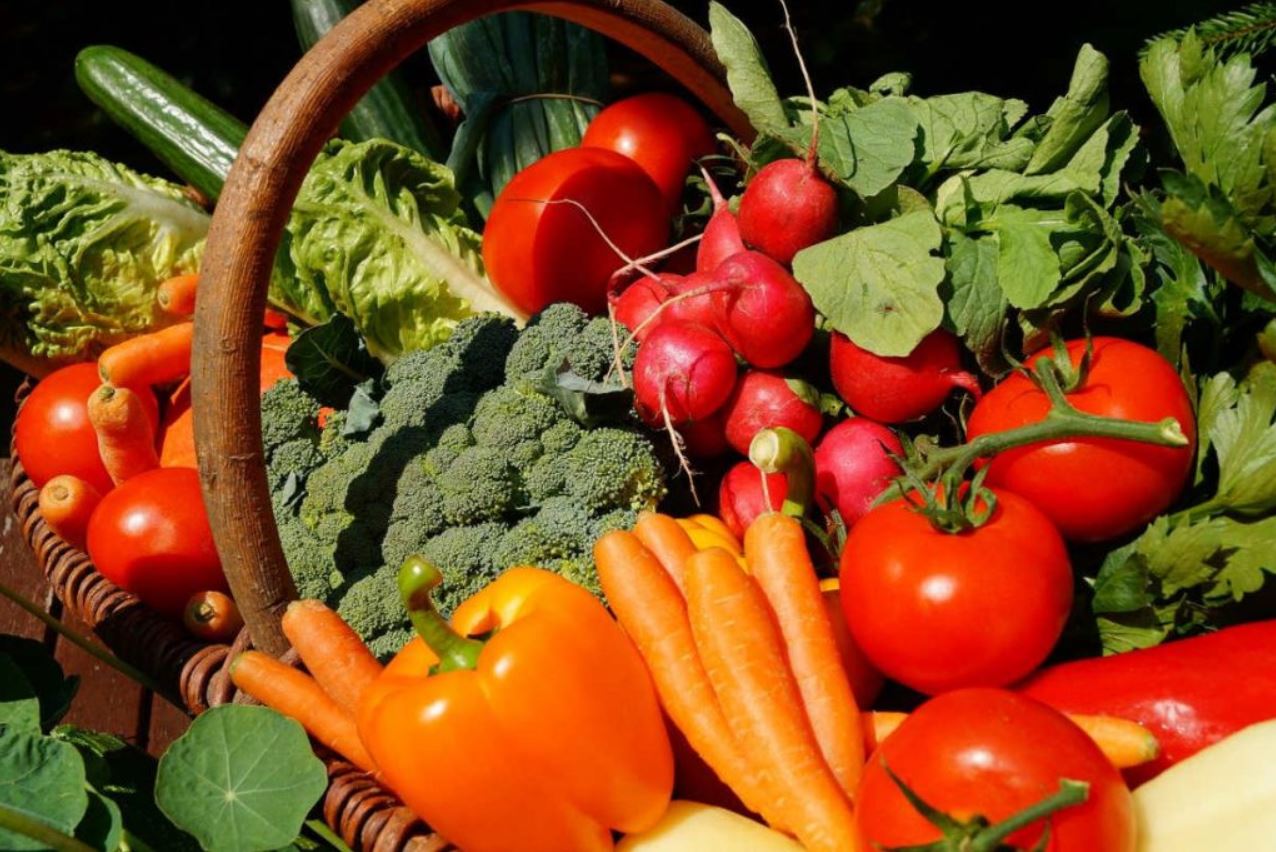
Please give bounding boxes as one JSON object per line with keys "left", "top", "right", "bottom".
{"left": 540, "top": 419, "right": 583, "bottom": 455}
{"left": 493, "top": 498, "right": 594, "bottom": 566}
{"left": 261, "top": 379, "right": 321, "bottom": 456}
{"left": 318, "top": 412, "right": 351, "bottom": 458}
{"left": 503, "top": 303, "right": 590, "bottom": 382}
{"left": 470, "top": 385, "right": 561, "bottom": 450}
{"left": 437, "top": 446, "right": 519, "bottom": 525}
{"left": 560, "top": 428, "right": 667, "bottom": 511}
{"left": 417, "top": 523, "right": 505, "bottom": 617}
{"left": 266, "top": 438, "right": 325, "bottom": 494}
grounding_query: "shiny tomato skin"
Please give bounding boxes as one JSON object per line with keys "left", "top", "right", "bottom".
{"left": 857, "top": 688, "right": 1136, "bottom": 852}
{"left": 86, "top": 467, "right": 226, "bottom": 617}
{"left": 483, "top": 147, "right": 667, "bottom": 317}
{"left": 965, "top": 337, "right": 1195, "bottom": 542}
{"left": 16, "top": 363, "right": 158, "bottom": 494}
{"left": 839, "top": 488, "right": 1072, "bottom": 695}
{"left": 582, "top": 93, "right": 716, "bottom": 215}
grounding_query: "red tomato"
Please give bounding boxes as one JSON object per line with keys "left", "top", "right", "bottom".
{"left": 857, "top": 689, "right": 1136, "bottom": 852}
{"left": 16, "top": 363, "right": 158, "bottom": 494}
{"left": 965, "top": 337, "right": 1196, "bottom": 542}
{"left": 582, "top": 93, "right": 716, "bottom": 215}
{"left": 86, "top": 467, "right": 226, "bottom": 617}
{"left": 839, "top": 487, "right": 1072, "bottom": 695}
{"left": 483, "top": 147, "right": 668, "bottom": 317}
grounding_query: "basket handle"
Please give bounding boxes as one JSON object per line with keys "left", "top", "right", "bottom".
{"left": 192, "top": 0, "right": 751, "bottom": 655}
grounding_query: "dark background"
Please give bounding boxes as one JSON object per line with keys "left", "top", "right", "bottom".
{"left": 0, "top": 0, "right": 1238, "bottom": 428}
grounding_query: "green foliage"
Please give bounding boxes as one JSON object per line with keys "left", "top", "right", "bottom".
{"left": 1143, "top": 2, "right": 1276, "bottom": 60}
{"left": 710, "top": 3, "right": 1142, "bottom": 367}
{"left": 156, "top": 706, "right": 328, "bottom": 852}
{"left": 1092, "top": 363, "right": 1276, "bottom": 653}
{"left": 266, "top": 307, "right": 666, "bottom": 655}
{"left": 0, "top": 727, "right": 88, "bottom": 849}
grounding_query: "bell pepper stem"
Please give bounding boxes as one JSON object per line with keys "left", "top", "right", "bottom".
{"left": 398, "top": 557, "right": 484, "bottom": 673}
{"left": 749, "top": 427, "right": 814, "bottom": 518}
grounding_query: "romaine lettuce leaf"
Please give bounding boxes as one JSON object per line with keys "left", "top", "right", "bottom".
{"left": 0, "top": 149, "right": 207, "bottom": 367}
{"left": 275, "top": 138, "right": 493, "bottom": 362}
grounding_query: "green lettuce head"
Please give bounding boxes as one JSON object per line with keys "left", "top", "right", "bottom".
{"left": 276, "top": 138, "right": 517, "bottom": 362}
{"left": 0, "top": 149, "right": 208, "bottom": 371}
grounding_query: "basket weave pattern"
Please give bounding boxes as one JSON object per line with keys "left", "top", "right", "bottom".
{"left": 8, "top": 385, "right": 449, "bottom": 852}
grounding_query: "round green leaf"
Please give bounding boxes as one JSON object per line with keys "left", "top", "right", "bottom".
{"left": 155, "top": 706, "right": 328, "bottom": 852}
{"left": 0, "top": 727, "right": 89, "bottom": 850}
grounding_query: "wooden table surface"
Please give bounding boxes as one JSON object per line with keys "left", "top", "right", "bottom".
{"left": 0, "top": 459, "right": 191, "bottom": 755}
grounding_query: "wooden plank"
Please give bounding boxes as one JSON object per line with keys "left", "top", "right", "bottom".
{"left": 0, "top": 476, "right": 56, "bottom": 645}
{"left": 145, "top": 692, "right": 192, "bottom": 756}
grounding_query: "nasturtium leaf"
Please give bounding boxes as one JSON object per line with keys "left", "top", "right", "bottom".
{"left": 989, "top": 205, "right": 1062, "bottom": 309}
{"left": 708, "top": 1, "right": 790, "bottom": 138}
{"left": 0, "top": 658, "right": 40, "bottom": 733}
{"left": 155, "top": 705, "right": 327, "bottom": 852}
{"left": 792, "top": 210, "right": 945, "bottom": 357}
{"left": 0, "top": 637, "right": 78, "bottom": 731}
{"left": 0, "top": 726, "right": 89, "bottom": 850}
{"left": 285, "top": 314, "right": 383, "bottom": 409}
{"left": 75, "top": 788, "right": 122, "bottom": 852}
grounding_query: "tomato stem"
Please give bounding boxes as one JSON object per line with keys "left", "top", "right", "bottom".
{"left": 398, "top": 556, "right": 484, "bottom": 673}
{"left": 971, "top": 780, "right": 1090, "bottom": 851}
{"left": 749, "top": 427, "right": 814, "bottom": 518}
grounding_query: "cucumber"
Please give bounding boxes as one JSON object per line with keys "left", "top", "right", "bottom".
{"left": 75, "top": 45, "right": 246, "bottom": 201}
{"left": 292, "top": 0, "right": 445, "bottom": 160}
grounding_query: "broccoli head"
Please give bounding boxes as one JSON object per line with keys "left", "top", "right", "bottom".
{"left": 265, "top": 309, "right": 667, "bottom": 658}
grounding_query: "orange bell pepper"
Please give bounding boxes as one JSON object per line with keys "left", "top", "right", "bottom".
{"left": 358, "top": 558, "right": 674, "bottom": 852}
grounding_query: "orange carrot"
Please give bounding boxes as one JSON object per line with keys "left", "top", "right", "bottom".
{"left": 282, "top": 599, "right": 383, "bottom": 716}
{"left": 633, "top": 511, "right": 698, "bottom": 593}
{"left": 685, "top": 547, "right": 859, "bottom": 852}
{"left": 746, "top": 513, "right": 864, "bottom": 797}
{"left": 87, "top": 385, "right": 159, "bottom": 484}
{"left": 37, "top": 475, "right": 101, "bottom": 550}
{"left": 230, "top": 650, "right": 376, "bottom": 772}
{"left": 98, "top": 321, "right": 194, "bottom": 389}
{"left": 593, "top": 531, "right": 781, "bottom": 828}
{"left": 182, "top": 591, "right": 244, "bottom": 643}
{"left": 865, "top": 711, "right": 1159, "bottom": 769}
{"left": 156, "top": 274, "right": 199, "bottom": 316}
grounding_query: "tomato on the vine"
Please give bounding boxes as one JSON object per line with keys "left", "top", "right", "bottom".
{"left": 857, "top": 688, "right": 1136, "bottom": 852}
{"left": 966, "top": 337, "right": 1196, "bottom": 542}
{"left": 839, "top": 487, "right": 1072, "bottom": 695}
{"left": 15, "top": 362, "right": 158, "bottom": 494}
{"left": 582, "top": 93, "right": 716, "bottom": 215}
{"left": 483, "top": 147, "right": 668, "bottom": 317}
{"left": 86, "top": 467, "right": 226, "bottom": 617}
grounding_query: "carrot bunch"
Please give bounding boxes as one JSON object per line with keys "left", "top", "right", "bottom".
{"left": 595, "top": 511, "right": 864, "bottom": 852}
{"left": 230, "top": 600, "right": 382, "bottom": 774}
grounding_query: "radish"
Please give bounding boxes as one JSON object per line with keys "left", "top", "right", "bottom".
{"left": 718, "top": 460, "right": 786, "bottom": 539}
{"left": 696, "top": 169, "right": 747, "bottom": 274}
{"left": 735, "top": 3, "right": 838, "bottom": 266}
{"left": 633, "top": 321, "right": 738, "bottom": 427}
{"left": 664, "top": 271, "right": 725, "bottom": 329}
{"left": 712, "top": 251, "right": 814, "bottom": 368}
{"left": 813, "top": 418, "right": 904, "bottom": 527}
{"left": 679, "top": 409, "right": 730, "bottom": 459}
{"left": 829, "top": 329, "right": 981, "bottom": 423}
{"left": 722, "top": 370, "right": 823, "bottom": 456}
{"left": 611, "top": 275, "right": 673, "bottom": 342}
{"left": 737, "top": 158, "right": 839, "bottom": 265}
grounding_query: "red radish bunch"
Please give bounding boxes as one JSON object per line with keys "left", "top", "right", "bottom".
{"left": 830, "top": 329, "right": 982, "bottom": 423}
{"left": 718, "top": 461, "right": 787, "bottom": 538}
{"left": 721, "top": 371, "right": 822, "bottom": 456}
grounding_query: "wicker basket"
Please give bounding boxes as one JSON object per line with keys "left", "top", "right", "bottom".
{"left": 9, "top": 1, "right": 750, "bottom": 849}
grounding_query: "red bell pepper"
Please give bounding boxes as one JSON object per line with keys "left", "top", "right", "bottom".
{"left": 1018, "top": 620, "right": 1276, "bottom": 784}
